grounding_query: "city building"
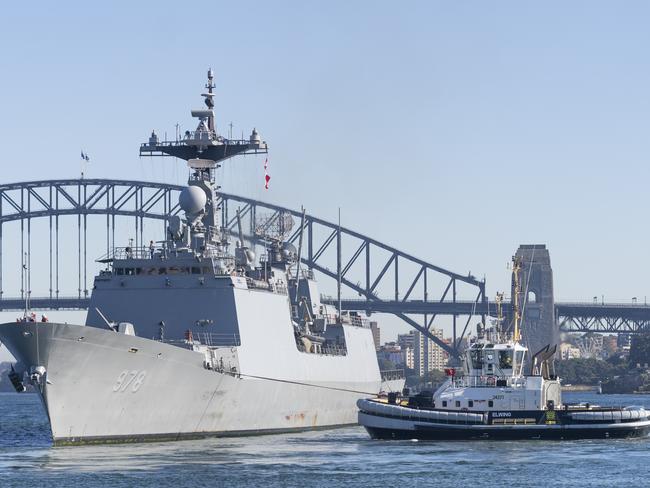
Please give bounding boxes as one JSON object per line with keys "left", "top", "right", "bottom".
{"left": 413, "top": 329, "right": 446, "bottom": 376}
{"left": 370, "top": 321, "right": 380, "bottom": 351}
{"left": 402, "top": 346, "right": 414, "bottom": 370}
{"left": 559, "top": 342, "right": 582, "bottom": 360}
{"left": 618, "top": 333, "right": 632, "bottom": 351}
{"left": 397, "top": 331, "right": 416, "bottom": 370}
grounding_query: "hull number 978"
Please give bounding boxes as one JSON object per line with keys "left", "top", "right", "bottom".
{"left": 113, "top": 370, "right": 147, "bottom": 392}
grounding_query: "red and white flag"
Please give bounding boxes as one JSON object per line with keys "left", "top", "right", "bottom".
{"left": 264, "top": 158, "right": 271, "bottom": 190}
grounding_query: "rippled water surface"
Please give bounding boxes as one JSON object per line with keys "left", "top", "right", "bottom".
{"left": 1, "top": 392, "right": 649, "bottom": 487}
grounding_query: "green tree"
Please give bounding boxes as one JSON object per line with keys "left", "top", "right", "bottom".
{"left": 555, "top": 358, "right": 626, "bottom": 385}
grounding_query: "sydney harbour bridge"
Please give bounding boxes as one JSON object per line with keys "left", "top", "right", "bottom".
{"left": 0, "top": 178, "right": 648, "bottom": 358}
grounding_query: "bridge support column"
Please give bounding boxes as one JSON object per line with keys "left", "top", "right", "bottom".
{"left": 513, "top": 244, "right": 557, "bottom": 358}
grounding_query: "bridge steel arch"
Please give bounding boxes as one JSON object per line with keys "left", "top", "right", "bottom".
{"left": 0, "top": 178, "right": 488, "bottom": 357}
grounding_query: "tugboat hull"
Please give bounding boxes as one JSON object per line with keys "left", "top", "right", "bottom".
{"left": 358, "top": 400, "right": 650, "bottom": 441}
{"left": 361, "top": 416, "right": 650, "bottom": 440}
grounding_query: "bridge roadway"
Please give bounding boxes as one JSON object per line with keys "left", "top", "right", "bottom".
{"left": 2, "top": 297, "right": 649, "bottom": 333}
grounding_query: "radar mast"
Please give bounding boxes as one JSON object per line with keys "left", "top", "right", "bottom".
{"left": 140, "top": 70, "right": 268, "bottom": 252}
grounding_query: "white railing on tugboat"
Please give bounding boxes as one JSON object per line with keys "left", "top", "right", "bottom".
{"left": 452, "top": 375, "right": 527, "bottom": 388}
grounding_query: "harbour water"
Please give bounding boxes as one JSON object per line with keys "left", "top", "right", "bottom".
{"left": 0, "top": 391, "right": 648, "bottom": 487}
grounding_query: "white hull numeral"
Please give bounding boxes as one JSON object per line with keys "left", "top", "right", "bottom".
{"left": 113, "top": 370, "right": 147, "bottom": 393}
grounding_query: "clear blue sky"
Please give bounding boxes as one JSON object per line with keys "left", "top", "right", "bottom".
{"left": 1, "top": 1, "right": 650, "bottom": 359}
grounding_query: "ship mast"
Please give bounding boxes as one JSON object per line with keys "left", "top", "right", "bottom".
{"left": 495, "top": 291, "right": 504, "bottom": 338}
{"left": 139, "top": 69, "right": 268, "bottom": 250}
{"left": 512, "top": 256, "right": 522, "bottom": 343}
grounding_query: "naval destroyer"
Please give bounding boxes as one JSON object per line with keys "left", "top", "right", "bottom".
{"left": 0, "top": 70, "right": 399, "bottom": 445}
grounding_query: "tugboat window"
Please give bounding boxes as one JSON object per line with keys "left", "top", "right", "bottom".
{"left": 515, "top": 350, "right": 525, "bottom": 369}
{"left": 468, "top": 400, "right": 474, "bottom": 408}
{"left": 470, "top": 350, "right": 483, "bottom": 369}
{"left": 488, "top": 400, "right": 494, "bottom": 408}
{"left": 442, "top": 401, "right": 447, "bottom": 407}
{"left": 455, "top": 401, "right": 460, "bottom": 407}
{"left": 499, "top": 350, "right": 513, "bottom": 369}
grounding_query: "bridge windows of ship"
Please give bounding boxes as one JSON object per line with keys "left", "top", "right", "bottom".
{"left": 113, "top": 266, "right": 212, "bottom": 276}
{"left": 528, "top": 291, "right": 537, "bottom": 303}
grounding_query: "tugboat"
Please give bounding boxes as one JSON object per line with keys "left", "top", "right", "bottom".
{"left": 357, "top": 258, "right": 650, "bottom": 440}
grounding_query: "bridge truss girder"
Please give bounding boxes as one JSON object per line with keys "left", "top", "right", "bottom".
{"left": 0, "top": 179, "right": 487, "bottom": 357}
{"left": 558, "top": 315, "right": 650, "bottom": 333}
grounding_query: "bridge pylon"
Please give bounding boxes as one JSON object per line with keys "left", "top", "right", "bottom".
{"left": 512, "top": 244, "right": 557, "bottom": 357}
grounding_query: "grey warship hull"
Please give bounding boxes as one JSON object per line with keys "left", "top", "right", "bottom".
{"left": 1, "top": 320, "right": 381, "bottom": 445}
{"left": 0, "top": 71, "right": 401, "bottom": 445}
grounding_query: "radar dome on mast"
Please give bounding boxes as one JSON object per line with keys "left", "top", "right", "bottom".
{"left": 178, "top": 186, "right": 207, "bottom": 215}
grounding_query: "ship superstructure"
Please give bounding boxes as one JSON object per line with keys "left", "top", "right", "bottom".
{"left": 0, "top": 71, "right": 397, "bottom": 445}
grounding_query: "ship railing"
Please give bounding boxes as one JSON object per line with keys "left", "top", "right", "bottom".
{"left": 245, "top": 277, "right": 271, "bottom": 291}
{"left": 108, "top": 246, "right": 155, "bottom": 260}
{"left": 321, "top": 344, "right": 347, "bottom": 356}
{"left": 273, "top": 282, "right": 288, "bottom": 295}
{"left": 380, "top": 369, "right": 406, "bottom": 381}
{"left": 296, "top": 340, "right": 347, "bottom": 356}
{"left": 140, "top": 136, "right": 251, "bottom": 150}
{"left": 318, "top": 313, "right": 369, "bottom": 328}
{"left": 191, "top": 330, "right": 241, "bottom": 347}
{"left": 453, "top": 375, "right": 526, "bottom": 388}
{"left": 243, "top": 277, "right": 288, "bottom": 295}
{"left": 286, "top": 268, "right": 316, "bottom": 281}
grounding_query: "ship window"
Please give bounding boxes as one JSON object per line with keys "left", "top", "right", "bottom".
{"left": 115, "top": 268, "right": 124, "bottom": 275}
{"left": 455, "top": 401, "right": 460, "bottom": 408}
{"left": 202, "top": 267, "right": 212, "bottom": 274}
{"left": 468, "top": 400, "right": 474, "bottom": 408}
{"left": 442, "top": 401, "right": 447, "bottom": 407}
{"left": 499, "top": 350, "right": 513, "bottom": 369}
{"left": 135, "top": 268, "right": 143, "bottom": 275}
{"left": 168, "top": 266, "right": 181, "bottom": 275}
{"left": 191, "top": 267, "right": 201, "bottom": 275}
{"left": 159, "top": 268, "right": 167, "bottom": 275}
{"left": 125, "top": 268, "right": 136, "bottom": 276}
{"left": 515, "top": 350, "right": 525, "bottom": 367}
{"left": 470, "top": 350, "right": 483, "bottom": 369}
{"left": 488, "top": 400, "right": 494, "bottom": 408}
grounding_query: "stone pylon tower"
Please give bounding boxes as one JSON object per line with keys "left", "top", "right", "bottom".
{"left": 512, "top": 245, "right": 557, "bottom": 359}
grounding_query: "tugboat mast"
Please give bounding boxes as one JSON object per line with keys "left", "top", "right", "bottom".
{"left": 512, "top": 256, "right": 522, "bottom": 343}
